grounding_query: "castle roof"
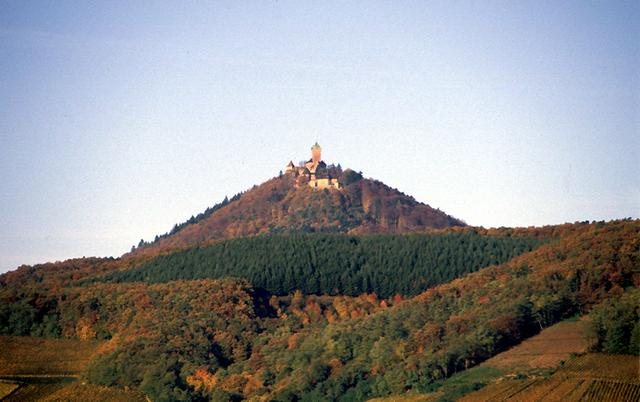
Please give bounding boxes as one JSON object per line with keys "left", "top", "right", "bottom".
{"left": 306, "top": 159, "right": 326, "bottom": 167}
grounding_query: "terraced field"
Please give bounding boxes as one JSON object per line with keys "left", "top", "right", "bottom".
{"left": 2, "top": 382, "right": 69, "bottom": 402}
{"left": 37, "top": 383, "right": 148, "bottom": 402}
{"left": 0, "top": 382, "right": 20, "bottom": 399}
{"left": 0, "top": 336, "right": 146, "bottom": 402}
{"left": 369, "top": 395, "right": 437, "bottom": 402}
{"left": 0, "top": 336, "right": 101, "bottom": 376}
{"left": 481, "top": 319, "right": 592, "bottom": 371}
{"left": 458, "top": 319, "right": 639, "bottom": 401}
{"left": 462, "top": 354, "right": 640, "bottom": 401}
{"left": 560, "top": 353, "right": 639, "bottom": 382}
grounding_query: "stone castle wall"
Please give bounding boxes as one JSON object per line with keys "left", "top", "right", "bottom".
{"left": 309, "top": 177, "right": 341, "bottom": 190}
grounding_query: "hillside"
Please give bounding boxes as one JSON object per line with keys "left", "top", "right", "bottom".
{"left": 131, "top": 171, "right": 465, "bottom": 256}
{"left": 0, "top": 170, "right": 466, "bottom": 289}
{"left": 369, "top": 318, "right": 594, "bottom": 401}
{"left": 371, "top": 317, "right": 639, "bottom": 401}
{"left": 101, "top": 232, "right": 543, "bottom": 297}
{"left": 0, "top": 219, "right": 637, "bottom": 401}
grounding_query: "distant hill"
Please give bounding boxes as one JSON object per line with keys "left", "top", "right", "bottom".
{"left": 133, "top": 170, "right": 466, "bottom": 253}
{"left": 131, "top": 170, "right": 465, "bottom": 256}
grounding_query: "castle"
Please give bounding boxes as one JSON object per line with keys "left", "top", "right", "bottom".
{"left": 285, "top": 143, "right": 341, "bottom": 190}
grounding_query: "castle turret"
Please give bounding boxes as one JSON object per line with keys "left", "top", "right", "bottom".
{"left": 311, "top": 142, "right": 322, "bottom": 165}
{"left": 305, "top": 142, "right": 322, "bottom": 174}
{"left": 285, "top": 160, "right": 296, "bottom": 174}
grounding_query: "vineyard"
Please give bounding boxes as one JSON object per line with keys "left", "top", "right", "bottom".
{"left": 560, "top": 353, "right": 639, "bottom": 382}
{"left": 481, "top": 319, "right": 592, "bottom": 371}
{"left": 0, "top": 381, "right": 148, "bottom": 402}
{"left": 0, "top": 336, "right": 101, "bottom": 376}
{"left": 37, "top": 383, "right": 148, "bottom": 402}
{"left": 0, "top": 382, "right": 20, "bottom": 399}
{"left": 0, "top": 336, "right": 147, "bottom": 401}
{"left": 459, "top": 319, "right": 639, "bottom": 401}
{"left": 2, "top": 383, "right": 69, "bottom": 402}
{"left": 582, "top": 381, "right": 640, "bottom": 402}
{"left": 369, "top": 395, "right": 436, "bottom": 402}
{"left": 460, "top": 354, "right": 640, "bottom": 401}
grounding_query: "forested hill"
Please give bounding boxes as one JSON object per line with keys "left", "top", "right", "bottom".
{"left": 1, "top": 220, "right": 637, "bottom": 402}
{"left": 130, "top": 169, "right": 465, "bottom": 256}
{"left": 103, "top": 232, "right": 543, "bottom": 298}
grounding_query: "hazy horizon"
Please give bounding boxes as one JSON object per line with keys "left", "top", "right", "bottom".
{"left": 1, "top": 1, "right": 638, "bottom": 273}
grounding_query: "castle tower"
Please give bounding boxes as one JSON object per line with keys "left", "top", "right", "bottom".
{"left": 311, "top": 142, "right": 322, "bottom": 165}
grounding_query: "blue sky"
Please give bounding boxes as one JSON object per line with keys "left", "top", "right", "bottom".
{"left": 1, "top": 1, "right": 638, "bottom": 272}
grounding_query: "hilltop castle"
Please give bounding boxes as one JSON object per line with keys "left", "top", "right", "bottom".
{"left": 285, "top": 143, "right": 341, "bottom": 190}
